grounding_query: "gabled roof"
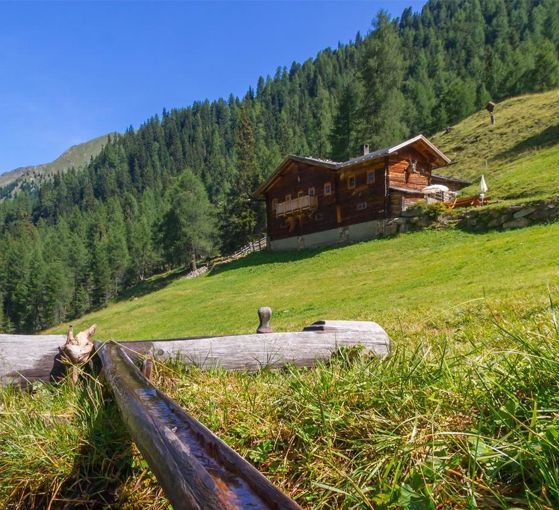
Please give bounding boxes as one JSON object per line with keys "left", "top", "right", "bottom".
{"left": 338, "top": 134, "right": 451, "bottom": 169}
{"left": 254, "top": 154, "right": 338, "bottom": 198}
{"left": 254, "top": 134, "right": 451, "bottom": 198}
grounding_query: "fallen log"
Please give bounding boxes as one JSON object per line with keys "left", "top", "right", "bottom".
{"left": 115, "top": 327, "right": 389, "bottom": 371}
{"left": 99, "top": 342, "right": 302, "bottom": 510}
{"left": 1, "top": 320, "right": 390, "bottom": 385}
{"left": 0, "top": 334, "right": 66, "bottom": 385}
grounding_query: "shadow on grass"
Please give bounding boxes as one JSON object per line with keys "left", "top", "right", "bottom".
{"left": 8, "top": 380, "right": 138, "bottom": 509}
{"left": 115, "top": 268, "right": 187, "bottom": 303}
{"left": 495, "top": 123, "right": 559, "bottom": 160}
{"left": 208, "top": 245, "right": 328, "bottom": 276}
{"left": 55, "top": 380, "right": 135, "bottom": 509}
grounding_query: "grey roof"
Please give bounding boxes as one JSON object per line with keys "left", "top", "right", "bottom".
{"left": 338, "top": 146, "right": 392, "bottom": 168}
{"left": 255, "top": 134, "right": 452, "bottom": 197}
{"left": 286, "top": 154, "right": 339, "bottom": 168}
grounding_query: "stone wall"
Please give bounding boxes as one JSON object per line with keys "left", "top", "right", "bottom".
{"left": 394, "top": 197, "right": 559, "bottom": 234}
{"left": 457, "top": 197, "right": 559, "bottom": 232}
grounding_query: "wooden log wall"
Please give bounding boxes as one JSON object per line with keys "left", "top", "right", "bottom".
{"left": 387, "top": 148, "right": 432, "bottom": 191}
{"left": 265, "top": 161, "right": 337, "bottom": 240}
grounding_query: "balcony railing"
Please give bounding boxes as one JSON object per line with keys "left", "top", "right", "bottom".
{"left": 276, "top": 195, "right": 318, "bottom": 217}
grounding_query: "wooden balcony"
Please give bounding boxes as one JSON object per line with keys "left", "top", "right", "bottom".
{"left": 276, "top": 195, "right": 318, "bottom": 217}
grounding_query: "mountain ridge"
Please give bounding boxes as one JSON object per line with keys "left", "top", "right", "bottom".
{"left": 0, "top": 133, "right": 112, "bottom": 191}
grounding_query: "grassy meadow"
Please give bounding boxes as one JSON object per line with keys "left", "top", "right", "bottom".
{"left": 2, "top": 283, "right": 559, "bottom": 508}
{"left": 49, "top": 222, "right": 559, "bottom": 340}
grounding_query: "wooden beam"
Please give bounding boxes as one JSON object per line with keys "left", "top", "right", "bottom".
{"left": 0, "top": 334, "right": 66, "bottom": 385}
{"left": 104, "top": 327, "right": 390, "bottom": 371}
{"left": 1, "top": 321, "right": 390, "bottom": 384}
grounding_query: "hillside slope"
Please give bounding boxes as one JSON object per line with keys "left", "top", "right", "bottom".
{"left": 50, "top": 223, "right": 559, "bottom": 339}
{"left": 0, "top": 133, "right": 111, "bottom": 190}
{"left": 433, "top": 88, "right": 559, "bottom": 201}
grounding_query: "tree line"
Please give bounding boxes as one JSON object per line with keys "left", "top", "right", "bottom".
{"left": 1, "top": 0, "right": 558, "bottom": 332}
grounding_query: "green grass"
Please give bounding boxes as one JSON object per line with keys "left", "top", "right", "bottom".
{"left": 432, "top": 89, "right": 559, "bottom": 202}
{"left": 3, "top": 300, "right": 559, "bottom": 508}
{"left": 49, "top": 223, "right": 559, "bottom": 340}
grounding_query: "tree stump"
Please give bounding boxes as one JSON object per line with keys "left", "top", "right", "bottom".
{"left": 62, "top": 324, "right": 97, "bottom": 383}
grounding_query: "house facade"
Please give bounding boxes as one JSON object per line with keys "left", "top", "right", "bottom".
{"left": 254, "top": 135, "right": 469, "bottom": 250}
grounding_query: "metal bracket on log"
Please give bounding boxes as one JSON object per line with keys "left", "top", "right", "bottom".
{"left": 99, "top": 341, "right": 302, "bottom": 510}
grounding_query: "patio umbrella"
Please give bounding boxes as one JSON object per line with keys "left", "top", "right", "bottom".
{"left": 479, "top": 174, "right": 488, "bottom": 203}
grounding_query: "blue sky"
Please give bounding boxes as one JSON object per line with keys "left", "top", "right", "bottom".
{"left": 0, "top": 1, "right": 424, "bottom": 174}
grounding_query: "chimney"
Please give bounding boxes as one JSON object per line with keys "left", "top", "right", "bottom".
{"left": 361, "top": 144, "right": 370, "bottom": 156}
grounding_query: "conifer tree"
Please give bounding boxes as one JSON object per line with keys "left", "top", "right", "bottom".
{"left": 359, "top": 12, "right": 407, "bottom": 149}
{"left": 529, "top": 40, "right": 559, "bottom": 91}
{"left": 220, "top": 107, "right": 262, "bottom": 252}
{"left": 158, "top": 170, "right": 216, "bottom": 271}
{"left": 330, "top": 80, "right": 363, "bottom": 161}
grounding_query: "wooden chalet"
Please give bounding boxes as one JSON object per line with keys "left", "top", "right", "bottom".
{"left": 255, "top": 135, "right": 469, "bottom": 250}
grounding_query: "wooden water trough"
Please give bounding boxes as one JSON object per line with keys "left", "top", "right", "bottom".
{"left": 100, "top": 341, "right": 302, "bottom": 510}
{"left": 0, "top": 312, "right": 390, "bottom": 508}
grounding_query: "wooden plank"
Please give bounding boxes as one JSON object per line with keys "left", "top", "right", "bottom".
{"left": 1, "top": 325, "right": 390, "bottom": 384}
{"left": 99, "top": 342, "right": 302, "bottom": 510}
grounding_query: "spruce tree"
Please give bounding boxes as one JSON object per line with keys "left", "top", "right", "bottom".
{"left": 158, "top": 170, "right": 216, "bottom": 271}
{"left": 220, "top": 107, "right": 262, "bottom": 252}
{"left": 330, "top": 80, "right": 363, "bottom": 161}
{"left": 359, "top": 12, "right": 407, "bottom": 149}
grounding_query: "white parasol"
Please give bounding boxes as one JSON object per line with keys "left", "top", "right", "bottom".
{"left": 422, "top": 184, "right": 449, "bottom": 194}
{"left": 480, "top": 175, "right": 488, "bottom": 194}
{"left": 479, "top": 174, "right": 488, "bottom": 203}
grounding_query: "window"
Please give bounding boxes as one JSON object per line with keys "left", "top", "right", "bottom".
{"left": 324, "top": 182, "right": 332, "bottom": 196}
{"left": 297, "top": 190, "right": 304, "bottom": 198}
{"left": 348, "top": 175, "right": 356, "bottom": 190}
{"left": 367, "top": 171, "right": 376, "bottom": 184}
{"left": 357, "top": 201, "right": 368, "bottom": 211}
{"left": 308, "top": 187, "right": 315, "bottom": 197}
